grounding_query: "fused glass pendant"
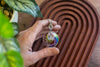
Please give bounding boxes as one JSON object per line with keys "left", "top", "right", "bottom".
{"left": 44, "top": 31, "right": 59, "bottom": 47}
{"left": 43, "top": 19, "right": 59, "bottom": 47}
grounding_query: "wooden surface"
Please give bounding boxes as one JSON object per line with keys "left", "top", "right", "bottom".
{"left": 18, "top": 0, "right": 100, "bottom": 67}
{"left": 36, "top": 1, "right": 100, "bottom": 67}
{"left": 87, "top": 0, "right": 100, "bottom": 67}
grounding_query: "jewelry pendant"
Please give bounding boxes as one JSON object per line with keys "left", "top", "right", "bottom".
{"left": 43, "top": 20, "right": 59, "bottom": 47}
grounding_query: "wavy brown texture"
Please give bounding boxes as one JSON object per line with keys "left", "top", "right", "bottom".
{"left": 30, "top": 0, "right": 100, "bottom": 67}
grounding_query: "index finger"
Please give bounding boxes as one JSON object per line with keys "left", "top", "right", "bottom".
{"left": 30, "top": 19, "right": 57, "bottom": 35}
{"left": 25, "top": 19, "right": 57, "bottom": 46}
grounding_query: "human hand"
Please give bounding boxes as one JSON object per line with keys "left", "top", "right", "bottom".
{"left": 17, "top": 19, "right": 61, "bottom": 67}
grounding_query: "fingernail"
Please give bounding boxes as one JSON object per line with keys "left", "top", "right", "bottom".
{"left": 55, "top": 48, "right": 60, "bottom": 53}
{"left": 59, "top": 25, "right": 61, "bottom": 28}
{"left": 55, "top": 25, "right": 61, "bottom": 29}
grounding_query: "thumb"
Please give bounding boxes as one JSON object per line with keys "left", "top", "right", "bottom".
{"left": 31, "top": 47, "right": 59, "bottom": 64}
{"left": 36, "top": 47, "right": 60, "bottom": 59}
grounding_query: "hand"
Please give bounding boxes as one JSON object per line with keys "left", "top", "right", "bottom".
{"left": 17, "top": 19, "right": 61, "bottom": 67}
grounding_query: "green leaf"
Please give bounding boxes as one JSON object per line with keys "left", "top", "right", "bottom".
{"left": 4, "top": 0, "right": 43, "bottom": 17}
{"left": 0, "top": 51, "right": 24, "bottom": 67}
{"left": 0, "top": 11, "right": 23, "bottom": 67}
{"left": 0, "top": 37, "right": 20, "bottom": 53}
{"left": 0, "top": 53, "right": 9, "bottom": 67}
{"left": 0, "top": 11, "right": 14, "bottom": 38}
{"left": 11, "top": 23, "right": 19, "bottom": 36}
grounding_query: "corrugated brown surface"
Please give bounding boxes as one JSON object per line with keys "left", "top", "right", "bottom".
{"left": 31, "top": 0, "right": 100, "bottom": 67}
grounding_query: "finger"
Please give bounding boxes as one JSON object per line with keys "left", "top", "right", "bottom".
{"left": 36, "top": 25, "right": 61, "bottom": 40}
{"left": 29, "top": 19, "right": 57, "bottom": 37}
{"left": 27, "top": 47, "right": 59, "bottom": 66}
{"left": 21, "top": 19, "right": 57, "bottom": 47}
{"left": 34, "top": 47, "right": 59, "bottom": 60}
{"left": 43, "top": 25, "right": 61, "bottom": 31}
{"left": 44, "top": 19, "right": 57, "bottom": 27}
{"left": 52, "top": 25, "right": 61, "bottom": 31}
{"left": 35, "top": 25, "right": 61, "bottom": 40}
{"left": 36, "top": 19, "right": 57, "bottom": 28}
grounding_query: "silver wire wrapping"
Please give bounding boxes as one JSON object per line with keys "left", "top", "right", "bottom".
{"left": 48, "top": 19, "right": 53, "bottom": 31}
{"left": 43, "top": 19, "right": 59, "bottom": 47}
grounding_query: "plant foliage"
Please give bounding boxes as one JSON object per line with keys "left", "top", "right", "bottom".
{"left": 0, "top": 11, "right": 24, "bottom": 67}
{"left": 4, "top": 0, "right": 43, "bottom": 17}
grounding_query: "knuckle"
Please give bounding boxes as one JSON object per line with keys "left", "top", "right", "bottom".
{"left": 36, "top": 20, "right": 43, "bottom": 26}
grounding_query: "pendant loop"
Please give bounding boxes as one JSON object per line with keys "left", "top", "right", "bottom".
{"left": 48, "top": 19, "right": 53, "bottom": 31}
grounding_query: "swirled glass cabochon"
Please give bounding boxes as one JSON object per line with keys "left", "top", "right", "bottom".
{"left": 44, "top": 31, "right": 59, "bottom": 47}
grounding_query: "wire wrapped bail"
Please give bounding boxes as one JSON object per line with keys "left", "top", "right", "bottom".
{"left": 48, "top": 19, "right": 53, "bottom": 31}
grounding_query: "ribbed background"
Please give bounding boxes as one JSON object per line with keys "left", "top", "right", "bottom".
{"left": 31, "top": 0, "right": 100, "bottom": 67}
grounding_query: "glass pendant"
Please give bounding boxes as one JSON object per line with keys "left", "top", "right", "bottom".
{"left": 43, "top": 19, "right": 59, "bottom": 47}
